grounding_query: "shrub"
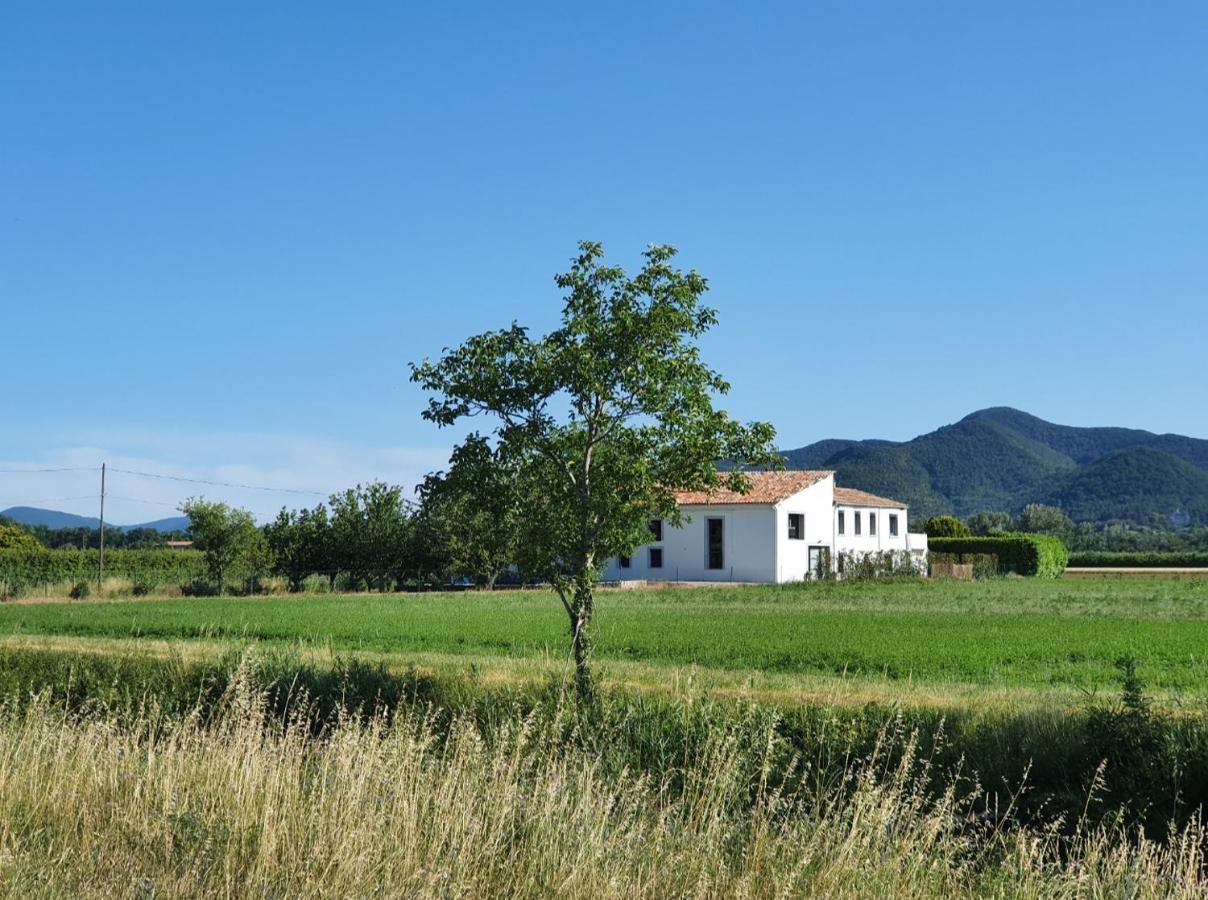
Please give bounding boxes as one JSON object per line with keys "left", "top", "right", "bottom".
{"left": 131, "top": 575, "right": 159, "bottom": 596}
{"left": 928, "top": 552, "right": 999, "bottom": 579}
{"left": 0, "top": 549, "right": 206, "bottom": 593}
{"left": 811, "top": 547, "right": 834, "bottom": 581}
{"left": 0, "top": 521, "right": 44, "bottom": 552}
{"left": 332, "top": 572, "right": 369, "bottom": 593}
{"left": 922, "top": 516, "right": 971, "bottom": 538}
{"left": 260, "top": 576, "right": 289, "bottom": 595}
{"left": 966, "top": 552, "right": 1000, "bottom": 579}
{"left": 99, "top": 577, "right": 133, "bottom": 598}
{"left": 836, "top": 550, "right": 922, "bottom": 581}
{"left": 1068, "top": 551, "right": 1208, "bottom": 568}
{"left": 929, "top": 533, "right": 1068, "bottom": 578}
{"left": 69, "top": 580, "right": 91, "bottom": 600}
{"left": 182, "top": 578, "right": 220, "bottom": 598}
{"left": 302, "top": 573, "right": 332, "bottom": 594}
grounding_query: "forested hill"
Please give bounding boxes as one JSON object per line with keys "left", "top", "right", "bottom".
{"left": 0, "top": 507, "right": 188, "bottom": 532}
{"left": 781, "top": 408, "right": 1208, "bottom": 525}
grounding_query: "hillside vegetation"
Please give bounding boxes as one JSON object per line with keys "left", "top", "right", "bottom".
{"left": 1040, "top": 447, "right": 1208, "bottom": 524}
{"left": 782, "top": 407, "right": 1208, "bottom": 525}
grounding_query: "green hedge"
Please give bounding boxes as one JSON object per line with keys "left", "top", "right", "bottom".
{"left": 929, "top": 533, "right": 1068, "bottom": 578}
{"left": 1068, "top": 551, "right": 1208, "bottom": 569}
{"left": 0, "top": 549, "right": 206, "bottom": 588}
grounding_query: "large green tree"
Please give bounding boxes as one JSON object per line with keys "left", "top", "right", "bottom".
{"left": 328, "top": 482, "right": 414, "bottom": 591}
{"left": 265, "top": 504, "right": 333, "bottom": 592}
{"left": 180, "top": 499, "right": 264, "bottom": 595}
{"left": 417, "top": 435, "right": 524, "bottom": 590}
{"left": 1017, "top": 503, "right": 1075, "bottom": 542}
{"left": 411, "top": 241, "right": 779, "bottom": 700}
{"left": 965, "top": 510, "right": 1013, "bottom": 536}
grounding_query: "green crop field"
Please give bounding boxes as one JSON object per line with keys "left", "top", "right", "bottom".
{"left": 2, "top": 577, "right": 1207, "bottom": 701}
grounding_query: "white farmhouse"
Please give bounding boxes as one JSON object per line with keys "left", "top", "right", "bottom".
{"left": 601, "top": 470, "right": 928, "bottom": 584}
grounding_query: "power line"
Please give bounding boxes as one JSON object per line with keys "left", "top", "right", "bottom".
{"left": 0, "top": 467, "right": 98, "bottom": 474}
{"left": 106, "top": 494, "right": 185, "bottom": 509}
{"left": 3, "top": 494, "right": 98, "bottom": 506}
{"left": 107, "top": 466, "right": 329, "bottom": 496}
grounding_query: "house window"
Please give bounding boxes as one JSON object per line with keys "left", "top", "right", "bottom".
{"left": 838, "top": 511, "right": 845, "bottom": 535}
{"left": 869, "top": 513, "right": 877, "bottom": 536}
{"left": 854, "top": 512, "right": 862, "bottom": 535}
{"left": 648, "top": 547, "right": 663, "bottom": 569}
{"left": 649, "top": 519, "right": 663, "bottom": 541}
{"left": 889, "top": 514, "right": 899, "bottom": 536}
{"left": 788, "top": 513, "right": 804, "bottom": 540}
{"left": 706, "top": 518, "right": 724, "bottom": 570}
{"left": 619, "top": 555, "right": 631, "bottom": 569}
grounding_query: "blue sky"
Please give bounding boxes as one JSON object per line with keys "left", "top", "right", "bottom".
{"left": 2, "top": 2, "right": 1206, "bottom": 522}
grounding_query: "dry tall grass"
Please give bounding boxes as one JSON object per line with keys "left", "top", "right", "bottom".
{"left": 0, "top": 675, "right": 1203, "bottom": 898}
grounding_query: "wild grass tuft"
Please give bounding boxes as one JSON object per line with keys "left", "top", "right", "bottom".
{"left": 0, "top": 669, "right": 1204, "bottom": 897}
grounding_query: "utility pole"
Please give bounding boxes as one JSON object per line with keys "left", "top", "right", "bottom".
{"left": 98, "top": 462, "right": 106, "bottom": 585}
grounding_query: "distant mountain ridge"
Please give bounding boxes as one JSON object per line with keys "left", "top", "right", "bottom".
{"left": 0, "top": 507, "right": 188, "bottom": 533}
{"left": 8, "top": 409, "right": 1205, "bottom": 531}
{"left": 781, "top": 408, "right": 1208, "bottom": 526}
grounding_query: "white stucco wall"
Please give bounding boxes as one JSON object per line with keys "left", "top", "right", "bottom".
{"left": 833, "top": 503, "right": 909, "bottom": 555}
{"left": 602, "top": 503, "right": 777, "bottom": 583}
{"left": 773, "top": 474, "right": 836, "bottom": 582}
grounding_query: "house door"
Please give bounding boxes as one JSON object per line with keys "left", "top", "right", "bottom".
{"left": 808, "top": 545, "right": 829, "bottom": 580}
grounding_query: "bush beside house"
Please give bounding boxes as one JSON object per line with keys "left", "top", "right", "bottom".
{"left": 929, "top": 533, "right": 1068, "bottom": 578}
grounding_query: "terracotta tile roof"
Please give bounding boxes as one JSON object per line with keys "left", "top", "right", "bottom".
{"left": 833, "top": 486, "right": 907, "bottom": 509}
{"left": 674, "top": 470, "right": 832, "bottom": 506}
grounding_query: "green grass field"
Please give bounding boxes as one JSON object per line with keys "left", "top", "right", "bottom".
{"left": 2, "top": 577, "right": 1207, "bottom": 701}
{"left": 3, "top": 576, "right": 1208, "bottom": 895}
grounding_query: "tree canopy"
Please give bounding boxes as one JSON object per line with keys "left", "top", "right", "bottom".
{"left": 965, "top": 511, "right": 1014, "bottom": 536}
{"left": 0, "top": 520, "right": 44, "bottom": 552}
{"left": 327, "top": 482, "right": 414, "bottom": 591}
{"left": 180, "top": 499, "right": 267, "bottom": 595}
{"left": 416, "top": 435, "right": 525, "bottom": 590}
{"left": 1016, "top": 503, "right": 1075, "bottom": 542}
{"left": 923, "top": 515, "right": 971, "bottom": 539}
{"left": 411, "top": 241, "right": 779, "bottom": 700}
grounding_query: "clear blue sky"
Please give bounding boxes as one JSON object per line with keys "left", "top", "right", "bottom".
{"left": 2, "top": 2, "right": 1206, "bottom": 522}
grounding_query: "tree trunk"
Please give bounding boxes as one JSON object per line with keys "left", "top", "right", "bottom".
{"left": 569, "top": 578, "right": 594, "bottom": 705}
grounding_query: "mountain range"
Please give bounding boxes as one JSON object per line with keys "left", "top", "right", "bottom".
{"left": 4, "top": 407, "right": 1206, "bottom": 532}
{"left": 0, "top": 507, "right": 188, "bottom": 533}
{"left": 781, "top": 407, "right": 1208, "bottom": 526}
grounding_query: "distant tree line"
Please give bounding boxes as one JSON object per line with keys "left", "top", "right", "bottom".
{"left": 181, "top": 467, "right": 529, "bottom": 595}
{"left": 950, "top": 505, "right": 1208, "bottom": 553}
{"left": 1, "top": 470, "right": 528, "bottom": 595}
{"left": 2, "top": 521, "right": 189, "bottom": 551}
{"left": 11, "top": 493, "right": 1208, "bottom": 594}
